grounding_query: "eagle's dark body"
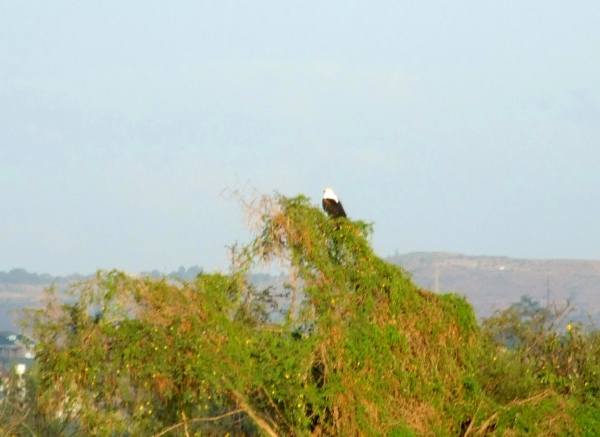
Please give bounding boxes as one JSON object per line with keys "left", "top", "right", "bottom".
{"left": 322, "top": 188, "right": 346, "bottom": 218}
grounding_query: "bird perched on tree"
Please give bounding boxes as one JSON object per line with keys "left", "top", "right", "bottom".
{"left": 322, "top": 188, "right": 347, "bottom": 218}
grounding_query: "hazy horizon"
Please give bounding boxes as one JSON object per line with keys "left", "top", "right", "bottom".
{"left": 4, "top": 249, "right": 600, "bottom": 279}
{"left": 1, "top": 2, "right": 599, "bottom": 275}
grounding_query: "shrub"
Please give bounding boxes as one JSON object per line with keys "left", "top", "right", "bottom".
{"left": 8, "top": 193, "right": 600, "bottom": 436}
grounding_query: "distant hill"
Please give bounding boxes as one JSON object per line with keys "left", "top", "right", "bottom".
{"left": 0, "top": 269, "right": 88, "bottom": 331}
{"left": 387, "top": 252, "right": 600, "bottom": 322}
{"left": 0, "top": 268, "right": 92, "bottom": 285}
{"left": 0, "top": 266, "right": 203, "bottom": 330}
{"left": 2, "top": 255, "right": 599, "bottom": 330}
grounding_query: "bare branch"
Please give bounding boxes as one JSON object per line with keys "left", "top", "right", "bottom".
{"left": 230, "top": 390, "right": 280, "bottom": 437}
{"left": 151, "top": 409, "right": 244, "bottom": 437}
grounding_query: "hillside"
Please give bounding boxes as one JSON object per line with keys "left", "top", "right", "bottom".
{"left": 3, "top": 254, "right": 600, "bottom": 329}
{"left": 0, "top": 266, "right": 202, "bottom": 330}
{"left": 0, "top": 282, "right": 69, "bottom": 331}
{"left": 388, "top": 252, "right": 600, "bottom": 321}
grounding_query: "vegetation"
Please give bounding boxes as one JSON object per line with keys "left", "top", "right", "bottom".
{"left": 2, "top": 193, "right": 599, "bottom": 435}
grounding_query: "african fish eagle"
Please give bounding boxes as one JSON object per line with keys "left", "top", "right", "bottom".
{"left": 322, "top": 188, "right": 347, "bottom": 218}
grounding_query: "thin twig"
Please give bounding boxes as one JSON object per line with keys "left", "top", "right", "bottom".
{"left": 260, "top": 386, "right": 291, "bottom": 431}
{"left": 475, "top": 412, "right": 497, "bottom": 436}
{"left": 462, "top": 401, "right": 482, "bottom": 437}
{"left": 509, "top": 389, "right": 555, "bottom": 406}
{"left": 287, "top": 267, "right": 298, "bottom": 321}
{"left": 151, "top": 409, "right": 243, "bottom": 437}
{"left": 182, "top": 411, "right": 191, "bottom": 437}
{"left": 230, "top": 390, "right": 280, "bottom": 437}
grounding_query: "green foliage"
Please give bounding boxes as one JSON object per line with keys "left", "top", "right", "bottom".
{"left": 479, "top": 296, "right": 600, "bottom": 403}
{"left": 476, "top": 295, "right": 600, "bottom": 435}
{"left": 7, "top": 193, "right": 600, "bottom": 436}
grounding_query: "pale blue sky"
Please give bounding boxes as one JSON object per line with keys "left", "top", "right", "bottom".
{"left": 1, "top": 1, "right": 599, "bottom": 275}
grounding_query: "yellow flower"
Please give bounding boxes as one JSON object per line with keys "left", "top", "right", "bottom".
{"left": 567, "top": 323, "right": 572, "bottom": 331}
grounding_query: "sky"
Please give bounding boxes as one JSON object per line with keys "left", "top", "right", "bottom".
{"left": 1, "top": 1, "right": 599, "bottom": 275}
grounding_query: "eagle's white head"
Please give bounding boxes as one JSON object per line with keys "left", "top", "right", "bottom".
{"left": 323, "top": 188, "right": 339, "bottom": 203}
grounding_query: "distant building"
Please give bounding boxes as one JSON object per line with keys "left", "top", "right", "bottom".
{"left": 0, "top": 331, "right": 34, "bottom": 378}
{"left": 0, "top": 332, "right": 32, "bottom": 360}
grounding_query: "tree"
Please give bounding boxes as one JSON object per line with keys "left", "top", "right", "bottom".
{"left": 16, "top": 193, "right": 533, "bottom": 436}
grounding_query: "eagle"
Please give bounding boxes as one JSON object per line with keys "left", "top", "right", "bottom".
{"left": 322, "top": 188, "right": 347, "bottom": 218}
